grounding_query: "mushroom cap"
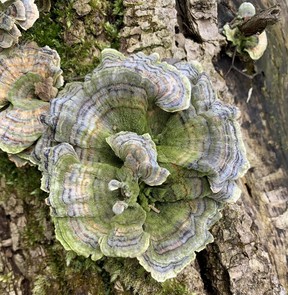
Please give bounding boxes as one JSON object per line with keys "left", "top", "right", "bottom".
{"left": 238, "top": 2, "right": 256, "bottom": 18}
{"left": 244, "top": 31, "right": 268, "bottom": 60}
{"left": 40, "top": 49, "right": 249, "bottom": 281}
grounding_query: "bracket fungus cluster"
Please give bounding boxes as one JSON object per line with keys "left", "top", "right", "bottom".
{"left": 32, "top": 49, "right": 250, "bottom": 282}
{"left": 223, "top": 2, "right": 268, "bottom": 60}
{"left": 0, "top": 0, "right": 39, "bottom": 49}
{"left": 0, "top": 43, "right": 63, "bottom": 164}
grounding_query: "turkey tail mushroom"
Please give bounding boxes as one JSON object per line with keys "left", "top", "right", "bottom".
{"left": 0, "top": 0, "right": 39, "bottom": 49}
{"left": 0, "top": 44, "right": 63, "bottom": 162}
{"left": 37, "top": 48, "right": 249, "bottom": 282}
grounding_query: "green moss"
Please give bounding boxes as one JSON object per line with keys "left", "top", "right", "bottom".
{"left": 21, "top": 0, "right": 124, "bottom": 81}
{"left": 104, "top": 258, "right": 197, "bottom": 295}
{"left": 0, "top": 151, "right": 114, "bottom": 294}
{"left": 111, "top": 0, "right": 124, "bottom": 46}
{"left": 33, "top": 245, "right": 108, "bottom": 295}
{"left": 104, "top": 21, "right": 120, "bottom": 47}
{"left": 89, "top": 0, "right": 109, "bottom": 11}
{"left": 21, "top": 3, "right": 97, "bottom": 81}
{"left": 0, "top": 152, "right": 43, "bottom": 199}
{"left": 161, "top": 280, "right": 194, "bottom": 295}
{"left": 28, "top": 238, "right": 113, "bottom": 294}
{"left": 0, "top": 158, "right": 49, "bottom": 248}
{"left": 0, "top": 272, "right": 13, "bottom": 284}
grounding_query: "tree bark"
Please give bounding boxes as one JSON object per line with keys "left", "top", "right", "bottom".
{"left": 121, "top": 0, "right": 287, "bottom": 294}
{"left": 0, "top": 0, "right": 287, "bottom": 294}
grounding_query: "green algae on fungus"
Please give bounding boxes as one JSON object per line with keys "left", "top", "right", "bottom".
{"left": 39, "top": 49, "right": 249, "bottom": 282}
{"left": 0, "top": 0, "right": 39, "bottom": 49}
{"left": 0, "top": 43, "right": 63, "bottom": 164}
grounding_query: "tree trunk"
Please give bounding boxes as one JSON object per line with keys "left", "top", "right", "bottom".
{"left": 0, "top": 0, "right": 287, "bottom": 294}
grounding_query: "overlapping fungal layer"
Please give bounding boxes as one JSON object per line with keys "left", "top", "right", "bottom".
{"left": 41, "top": 48, "right": 249, "bottom": 281}
{"left": 156, "top": 73, "right": 248, "bottom": 193}
{"left": 106, "top": 132, "right": 170, "bottom": 186}
{"left": 41, "top": 143, "right": 150, "bottom": 260}
{"left": 138, "top": 198, "right": 221, "bottom": 281}
{"left": 0, "top": 44, "right": 63, "bottom": 157}
{"left": 0, "top": 0, "right": 39, "bottom": 49}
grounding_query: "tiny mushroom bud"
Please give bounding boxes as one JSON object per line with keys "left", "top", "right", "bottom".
{"left": 108, "top": 179, "right": 122, "bottom": 191}
{"left": 112, "top": 201, "right": 129, "bottom": 215}
{"left": 238, "top": 2, "right": 256, "bottom": 18}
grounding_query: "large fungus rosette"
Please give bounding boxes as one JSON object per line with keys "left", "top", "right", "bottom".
{"left": 40, "top": 49, "right": 249, "bottom": 282}
{"left": 0, "top": 43, "right": 63, "bottom": 161}
{"left": 0, "top": 0, "right": 39, "bottom": 49}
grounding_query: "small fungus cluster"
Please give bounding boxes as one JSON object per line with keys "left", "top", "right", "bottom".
{"left": 0, "top": 43, "right": 63, "bottom": 165}
{"left": 223, "top": 2, "right": 268, "bottom": 60}
{"left": 0, "top": 0, "right": 39, "bottom": 49}
{"left": 0, "top": 7, "right": 249, "bottom": 281}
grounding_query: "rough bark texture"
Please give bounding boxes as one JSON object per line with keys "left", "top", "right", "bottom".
{"left": 0, "top": 0, "right": 287, "bottom": 294}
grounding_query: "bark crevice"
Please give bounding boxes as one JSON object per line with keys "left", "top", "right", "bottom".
{"left": 197, "top": 247, "right": 233, "bottom": 295}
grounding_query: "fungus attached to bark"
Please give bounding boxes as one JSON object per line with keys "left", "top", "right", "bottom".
{"left": 223, "top": 2, "right": 268, "bottom": 60}
{"left": 0, "top": 0, "right": 39, "bottom": 49}
{"left": 40, "top": 48, "right": 249, "bottom": 281}
{"left": 0, "top": 43, "right": 63, "bottom": 159}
